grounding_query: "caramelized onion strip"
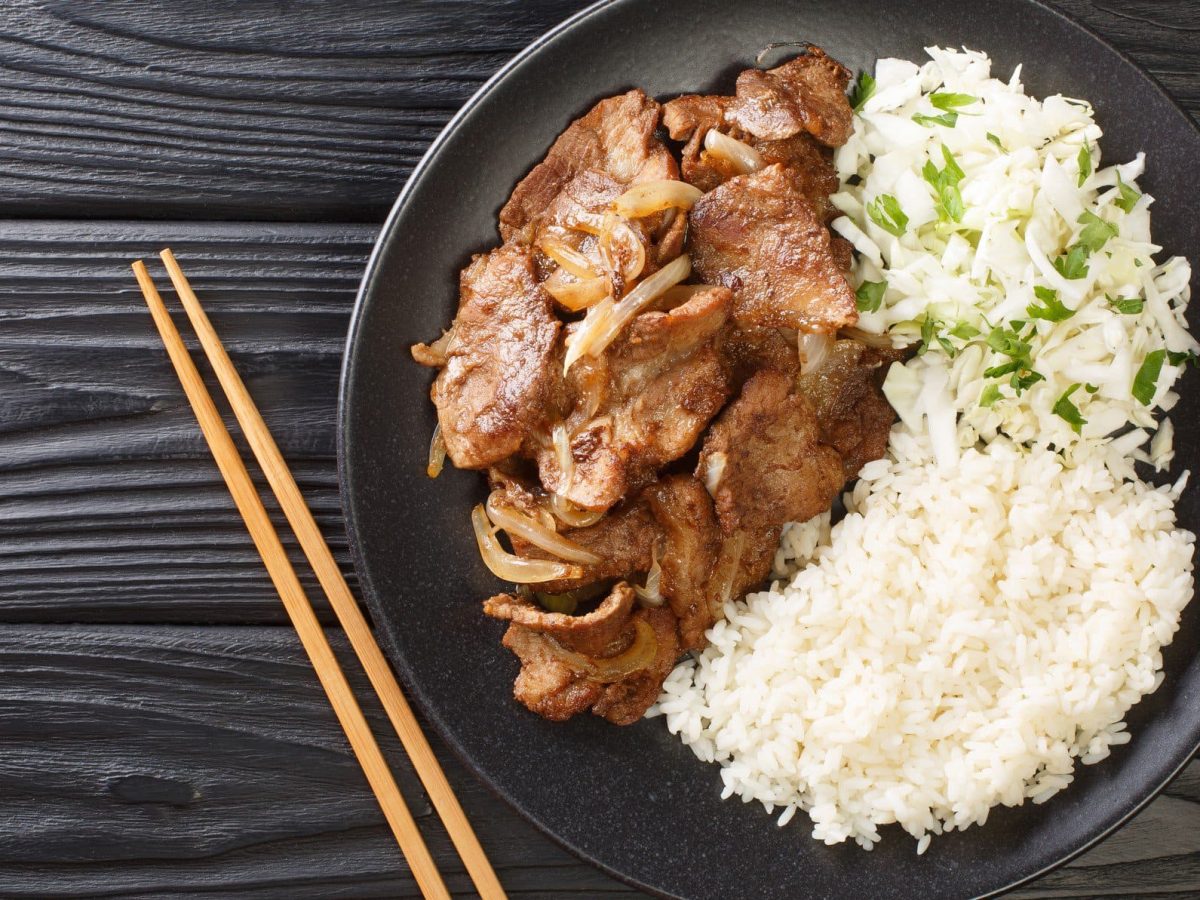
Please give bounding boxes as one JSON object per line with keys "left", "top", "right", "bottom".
{"left": 584, "top": 254, "right": 691, "bottom": 360}
{"left": 538, "top": 237, "right": 599, "bottom": 279}
{"left": 547, "top": 618, "right": 657, "bottom": 681}
{"left": 470, "top": 505, "right": 582, "bottom": 583}
{"left": 485, "top": 493, "right": 601, "bottom": 566}
{"left": 427, "top": 424, "right": 446, "bottom": 478}
{"left": 704, "top": 129, "right": 764, "bottom": 174}
{"left": 544, "top": 270, "right": 609, "bottom": 311}
{"left": 613, "top": 180, "right": 703, "bottom": 218}
{"left": 547, "top": 493, "right": 605, "bottom": 528}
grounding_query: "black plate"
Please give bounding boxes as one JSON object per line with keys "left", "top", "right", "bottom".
{"left": 338, "top": 1, "right": 1200, "bottom": 897}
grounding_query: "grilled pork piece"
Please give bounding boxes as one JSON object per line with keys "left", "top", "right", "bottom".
{"left": 411, "top": 243, "right": 561, "bottom": 469}
{"left": 727, "top": 47, "right": 853, "bottom": 146}
{"left": 537, "top": 286, "right": 732, "bottom": 512}
{"left": 688, "top": 165, "right": 857, "bottom": 333}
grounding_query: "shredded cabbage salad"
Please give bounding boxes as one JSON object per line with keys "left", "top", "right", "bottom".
{"left": 832, "top": 47, "right": 1197, "bottom": 475}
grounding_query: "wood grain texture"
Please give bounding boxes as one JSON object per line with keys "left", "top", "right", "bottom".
{"left": 0, "top": 0, "right": 1195, "bottom": 222}
{"left": 0, "top": 221, "right": 372, "bottom": 623}
{"left": 0, "top": 626, "right": 1195, "bottom": 899}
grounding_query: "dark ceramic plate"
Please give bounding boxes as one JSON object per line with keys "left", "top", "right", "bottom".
{"left": 338, "top": 1, "right": 1200, "bottom": 897}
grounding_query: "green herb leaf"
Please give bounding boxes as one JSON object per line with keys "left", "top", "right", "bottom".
{"left": 855, "top": 279, "right": 887, "bottom": 313}
{"left": 1052, "top": 383, "right": 1088, "bottom": 433}
{"left": 986, "top": 132, "right": 1005, "bottom": 151}
{"left": 918, "top": 316, "right": 937, "bottom": 355}
{"left": 979, "top": 384, "right": 1002, "bottom": 407}
{"left": 922, "top": 146, "right": 966, "bottom": 223}
{"left": 1167, "top": 349, "right": 1199, "bottom": 367}
{"left": 1077, "top": 144, "right": 1092, "bottom": 187}
{"left": 1115, "top": 172, "right": 1141, "bottom": 213}
{"left": 1011, "top": 370, "right": 1044, "bottom": 395}
{"left": 936, "top": 334, "right": 958, "bottom": 357}
{"left": 851, "top": 71, "right": 876, "bottom": 112}
{"left": 1108, "top": 295, "right": 1144, "bottom": 315}
{"left": 1026, "top": 285, "right": 1075, "bottom": 322}
{"left": 913, "top": 111, "right": 958, "bottom": 128}
{"left": 949, "top": 321, "right": 980, "bottom": 340}
{"left": 930, "top": 92, "right": 978, "bottom": 111}
{"left": 867, "top": 194, "right": 908, "bottom": 236}
{"left": 1076, "top": 211, "right": 1118, "bottom": 253}
{"left": 985, "top": 325, "right": 1032, "bottom": 360}
{"left": 1053, "top": 244, "right": 1089, "bottom": 280}
{"left": 1085, "top": 383, "right": 1100, "bottom": 394}
{"left": 983, "top": 360, "right": 1021, "bottom": 379}
{"left": 1132, "top": 349, "right": 1166, "bottom": 406}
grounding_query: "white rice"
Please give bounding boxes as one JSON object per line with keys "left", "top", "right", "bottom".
{"left": 650, "top": 47, "right": 1197, "bottom": 851}
{"left": 653, "top": 433, "right": 1193, "bottom": 849}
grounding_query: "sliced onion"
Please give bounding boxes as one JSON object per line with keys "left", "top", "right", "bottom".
{"left": 547, "top": 493, "right": 605, "bottom": 528}
{"left": 712, "top": 531, "right": 746, "bottom": 605}
{"left": 840, "top": 326, "right": 897, "bottom": 349}
{"left": 798, "top": 332, "right": 833, "bottom": 375}
{"left": 427, "top": 424, "right": 446, "bottom": 478}
{"left": 551, "top": 422, "right": 574, "bottom": 488}
{"left": 485, "top": 492, "right": 601, "bottom": 565}
{"left": 563, "top": 297, "right": 615, "bottom": 374}
{"left": 702, "top": 451, "right": 726, "bottom": 497}
{"left": 546, "top": 618, "right": 657, "bottom": 681}
{"left": 632, "top": 547, "right": 664, "bottom": 607}
{"left": 564, "top": 210, "right": 607, "bottom": 235}
{"left": 599, "top": 214, "right": 646, "bottom": 282}
{"left": 544, "top": 269, "right": 609, "bottom": 311}
{"left": 567, "top": 255, "right": 691, "bottom": 371}
{"left": 538, "top": 237, "right": 598, "bottom": 279}
{"left": 470, "top": 505, "right": 582, "bottom": 583}
{"left": 704, "top": 129, "right": 764, "bottom": 174}
{"left": 613, "top": 180, "right": 704, "bottom": 218}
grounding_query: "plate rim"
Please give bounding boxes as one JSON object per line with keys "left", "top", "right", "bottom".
{"left": 336, "top": 1, "right": 1200, "bottom": 897}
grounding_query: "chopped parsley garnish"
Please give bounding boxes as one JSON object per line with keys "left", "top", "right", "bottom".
{"left": 1115, "top": 172, "right": 1141, "bottom": 213}
{"left": 1053, "top": 383, "right": 1087, "bottom": 433}
{"left": 1085, "top": 383, "right": 1100, "bottom": 394}
{"left": 949, "top": 321, "right": 980, "bottom": 340}
{"left": 1132, "top": 349, "right": 1165, "bottom": 406}
{"left": 851, "top": 71, "right": 876, "bottom": 111}
{"left": 922, "top": 146, "right": 966, "bottom": 223}
{"left": 930, "top": 92, "right": 978, "bottom": 111}
{"left": 1076, "top": 144, "right": 1092, "bottom": 187}
{"left": 979, "top": 383, "right": 1003, "bottom": 407}
{"left": 986, "top": 132, "right": 1005, "bottom": 151}
{"left": 867, "top": 193, "right": 908, "bottom": 236}
{"left": 855, "top": 279, "right": 887, "bottom": 312}
{"left": 1052, "top": 244, "right": 1089, "bottom": 280}
{"left": 1167, "top": 349, "right": 1199, "bottom": 367}
{"left": 982, "top": 324, "right": 1043, "bottom": 395}
{"left": 1026, "top": 285, "right": 1075, "bottom": 322}
{"left": 1108, "top": 295, "right": 1143, "bottom": 315}
{"left": 1076, "top": 210, "right": 1118, "bottom": 253}
{"left": 913, "top": 111, "right": 958, "bottom": 128}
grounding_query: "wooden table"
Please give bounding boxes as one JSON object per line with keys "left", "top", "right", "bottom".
{"left": 2, "top": 1, "right": 1199, "bottom": 896}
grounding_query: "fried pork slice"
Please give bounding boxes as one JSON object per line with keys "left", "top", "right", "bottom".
{"left": 726, "top": 47, "right": 853, "bottom": 146}
{"left": 644, "top": 475, "right": 722, "bottom": 651}
{"left": 689, "top": 165, "right": 857, "bottom": 333}
{"left": 494, "top": 588, "right": 679, "bottom": 725}
{"left": 500, "top": 89, "right": 677, "bottom": 240}
{"left": 798, "top": 340, "right": 902, "bottom": 477}
{"left": 484, "top": 582, "right": 636, "bottom": 657}
{"left": 411, "top": 244, "right": 561, "bottom": 469}
{"left": 697, "top": 369, "right": 845, "bottom": 538}
{"left": 498, "top": 89, "right": 686, "bottom": 290}
{"left": 663, "top": 95, "right": 840, "bottom": 219}
{"left": 538, "top": 286, "right": 733, "bottom": 512}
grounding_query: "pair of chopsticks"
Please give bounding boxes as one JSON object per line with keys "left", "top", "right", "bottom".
{"left": 133, "top": 251, "right": 505, "bottom": 900}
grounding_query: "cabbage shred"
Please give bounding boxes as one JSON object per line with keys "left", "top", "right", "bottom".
{"left": 831, "top": 47, "right": 1197, "bottom": 475}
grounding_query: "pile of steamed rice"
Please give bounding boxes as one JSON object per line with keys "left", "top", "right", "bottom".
{"left": 650, "top": 47, "right": 1197, "bottom": 852}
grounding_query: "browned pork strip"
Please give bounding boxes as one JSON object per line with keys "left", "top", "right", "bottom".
{"left": 689, "top": 165, "right": 857, "bottom": 333}
{"left": 727, "top": 47, "right": 853, "bottom": 146}
{"left": 500, "top": 89, "right": 677, "bottom": 240}
{"left": 412, "top": 243, "right": 561, "bottom": 469}
{"left": 484, "top": 582, "right": 636, "bottom": 657}
{"left": 538, "top": 287, "right": 733, "bottom": 512}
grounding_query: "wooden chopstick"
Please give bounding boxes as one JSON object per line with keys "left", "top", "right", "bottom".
{"left": 132, "top": 260, "right": 452, "bottom": 900}
{"left": 155, "top": 249, "right": 507, "bottom": 900}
